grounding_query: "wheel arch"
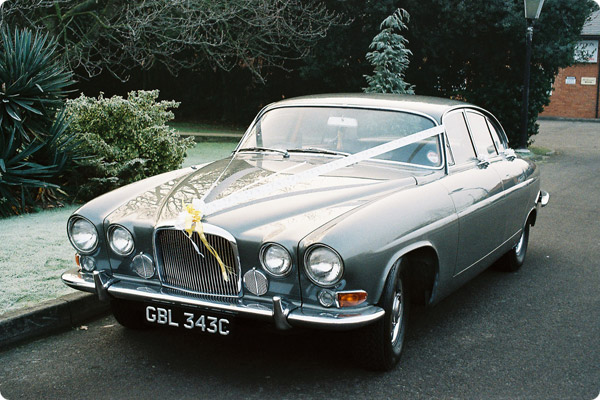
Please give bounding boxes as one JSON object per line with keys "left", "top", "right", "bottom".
{"left": 527, "top": 206, "right": 537, "bottom": 227}
{"left": 379, "top": 242, "right": 440, "bottom": 306}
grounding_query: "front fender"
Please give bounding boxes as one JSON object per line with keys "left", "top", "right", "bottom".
{"left": 298, "top": 180, "right": 457, "bottom": 309}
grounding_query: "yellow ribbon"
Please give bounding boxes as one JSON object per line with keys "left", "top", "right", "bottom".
{"left": 182, "top": 201, "right": 232, "bottom": 282}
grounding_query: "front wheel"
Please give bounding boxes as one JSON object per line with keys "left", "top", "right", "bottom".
{"left": 355, "top": 260, "right": 409, "bottom": 371}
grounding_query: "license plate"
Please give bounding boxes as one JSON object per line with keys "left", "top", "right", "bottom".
{"left": 144, "top": 305, "right": 231, "bottom": 336}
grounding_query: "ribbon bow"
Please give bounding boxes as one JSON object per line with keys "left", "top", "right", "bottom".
{"left": 175, "top": 199, "right": 232, "bottom": 282}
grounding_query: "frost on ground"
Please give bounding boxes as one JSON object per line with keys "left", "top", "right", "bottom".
{"left": 0, "top": 142, "right": 236, "bottom": 316}
{"left": 0, "top": 206, "right": 79, "bottom": 315}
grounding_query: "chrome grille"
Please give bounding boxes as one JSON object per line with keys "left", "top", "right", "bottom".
{"left": 156, "top": 229, "right": 240, "bottom": 297}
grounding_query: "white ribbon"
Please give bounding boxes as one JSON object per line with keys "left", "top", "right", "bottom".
{"left": 201, "top": 125, "right": 445, "bottom": 216}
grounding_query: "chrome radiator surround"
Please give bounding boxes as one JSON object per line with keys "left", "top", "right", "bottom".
{"left": 154, "top": 225, "right": 242, "bottom": 297}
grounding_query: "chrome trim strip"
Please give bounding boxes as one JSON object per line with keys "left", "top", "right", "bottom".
{"left": 62, "top": 269, "right": 96, "bottom": 293}
{"left": 286, "top": 307, "right": 385, "bottom": 329}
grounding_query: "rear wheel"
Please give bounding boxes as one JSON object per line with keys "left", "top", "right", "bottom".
{"left": 356, "top": 260, "right": 409, "bottom": 371}
{"left": 111, "top": 299, "right": 149, "bottom": 330}
{"left": 500, "top": 222, "right": 530, "bottom": 272}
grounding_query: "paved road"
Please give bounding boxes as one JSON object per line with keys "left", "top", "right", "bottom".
{"left": 1, "top": 120, "right": 598, "bottom": 400}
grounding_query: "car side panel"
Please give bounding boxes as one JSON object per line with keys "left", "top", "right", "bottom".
{"left": 440, "top": 162, "right": 506, "bottom": 276}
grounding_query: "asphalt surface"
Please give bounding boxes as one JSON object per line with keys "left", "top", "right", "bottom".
{"left": 1, "top": 119, "right": 598, "bottom": 400}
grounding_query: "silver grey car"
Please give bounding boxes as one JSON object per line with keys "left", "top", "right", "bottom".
{"left": 62, "top": 94, "right": 548, "bottom": 370}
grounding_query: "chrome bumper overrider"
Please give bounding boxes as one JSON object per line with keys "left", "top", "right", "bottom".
{"left": 62, "top": 268, "right": 384, "bottom": 331}
{"left": 537, "top": 190, "right": 549, "bottom": 207}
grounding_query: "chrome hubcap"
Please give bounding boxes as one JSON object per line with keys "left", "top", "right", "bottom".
{"left": 390, "top": 280, "right": 403, "bottom": 345}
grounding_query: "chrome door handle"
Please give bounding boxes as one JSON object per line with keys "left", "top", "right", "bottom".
{"left": 503, "top": 149, "right": 516, "bottom": 161}
{"left": 477, "top": 157, "right": 490, "bottom": 169}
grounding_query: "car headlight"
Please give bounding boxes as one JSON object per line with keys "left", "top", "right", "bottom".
{"left": 108, "top": 225, "right": 135, "bottom": 256}
{"left": 304, "top": 245, "right": 344, "bottom": 287}
{"left": 68, "top": 217, "right": 98, "bottom": 253}
{"left": 260, "top": 243, "right": 292, "bottom": 276}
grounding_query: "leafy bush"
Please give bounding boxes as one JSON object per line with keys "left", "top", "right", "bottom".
{"left": 0, "top": 28, "right": 76, "bottom": 217}
{"left": 66, "top": 90, "right": 195, "bottom": 200}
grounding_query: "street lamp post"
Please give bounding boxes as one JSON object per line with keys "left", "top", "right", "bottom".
{"left": 518, "top": 0, "right": 545, "bottom": 152}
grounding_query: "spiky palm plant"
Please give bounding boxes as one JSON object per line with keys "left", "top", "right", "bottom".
{"left": 0, "top": 28, "right": 75, "bottom": 217}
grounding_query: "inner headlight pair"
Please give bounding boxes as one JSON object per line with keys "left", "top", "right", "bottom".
{"left": 108, "top": 225, "right": 135, "bottom": 256}
{"left": 260, "top": 243, "right": 292, "bottom": 276}
{"left": 260, "top": 243, "right": 344, "bottom": 287}
{"left": 68, "top": 217, "right": 134, "bottom": 256}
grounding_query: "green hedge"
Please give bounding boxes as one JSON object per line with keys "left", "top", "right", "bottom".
{"left": 66, "top": 90, "right": 195, "bottom": 200}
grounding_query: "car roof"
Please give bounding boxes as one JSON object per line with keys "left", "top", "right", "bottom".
{"left": 267, "top": 93, "right": 473, "bottom": 123}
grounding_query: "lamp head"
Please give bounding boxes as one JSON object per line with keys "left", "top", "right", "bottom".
{"left": 524, "top": 0, "right": 545, "bottom": 20}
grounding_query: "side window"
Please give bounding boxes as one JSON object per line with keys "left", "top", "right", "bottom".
{"left": 485, "top": 118, "right": 505, "bottom": 153}
{"left": 444, "top": 111, "right": 476, "bottom": 165}
{"left": 466, "top": 111, "right": 497, "bottom": 157}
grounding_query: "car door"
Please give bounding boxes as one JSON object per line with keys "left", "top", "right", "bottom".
{"left": 481, "top": 115, "right": 529, "bottom": 241}
{"left": 441, "top": 109, "right": 505, "bottom": 276}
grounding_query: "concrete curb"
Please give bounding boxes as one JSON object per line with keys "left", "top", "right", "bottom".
{"left": 0, "top": 292, "right": 109, "bottom": 350}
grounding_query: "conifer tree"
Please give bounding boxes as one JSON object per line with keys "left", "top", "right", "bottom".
{"left": 364, "top": 9, "right": 414, "bottom": 94}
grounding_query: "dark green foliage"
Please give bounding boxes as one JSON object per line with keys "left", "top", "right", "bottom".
{"left": 66, "top": 90, "right": 195, "bottom": 200}
{"left": 402, "top": 0, "right": 596, "bottom": 145}
{"left": 298, "top": 0, "right": 401, "bottom": 92}
{"left": 285, "top": 0, "right": 594, "bottom": 145}
{"left": 0, "top": 28, "right": 75, "bottom": 217}
{"left": 364, "top": 9, "right": 414, "bottom": 94}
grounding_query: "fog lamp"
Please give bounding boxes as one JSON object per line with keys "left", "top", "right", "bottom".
{"left": 80, "top": 256, "right": 96, "bottom": 272}
{"left": 318, "top": 289, "right": 336, "bottom": 308}
{"left": 337, "top": 290, "right": 367, "bottom": 308}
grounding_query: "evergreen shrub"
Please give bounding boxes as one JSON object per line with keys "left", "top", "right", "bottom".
{"left": 66, "top": 90, "right": 195, "bottom": 200}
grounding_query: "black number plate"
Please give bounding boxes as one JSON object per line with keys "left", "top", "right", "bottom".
{"left": 144, "top": 305, "right": 232, "bottom": 336}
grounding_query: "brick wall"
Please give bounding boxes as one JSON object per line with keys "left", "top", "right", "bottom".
{"left": 542, "top": 63, "right": 599, "bottom": 119}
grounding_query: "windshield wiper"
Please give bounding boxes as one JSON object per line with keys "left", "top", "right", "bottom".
{"left": 237, "top": 147, "right": 289, "bottom": 158}
{"left": 287, "top": 147, "right": 349, "bottom": 157}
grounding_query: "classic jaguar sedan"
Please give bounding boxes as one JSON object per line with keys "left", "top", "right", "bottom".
{"left": 62, "top": 94, "right": 548, "bottom": 370}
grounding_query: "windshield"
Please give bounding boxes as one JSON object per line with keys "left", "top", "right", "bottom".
{"left": 238, "top": 106, "right": 442, "bottom": 167}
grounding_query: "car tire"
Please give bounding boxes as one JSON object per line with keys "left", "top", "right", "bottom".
{"left": 356, "top": 259, "right": 409, "bottom": 371}
{"left": 500, "top": 222, "right": 530, "bottom": 272}
{"left": 110, "top": 299, "right": 149, "bottom": 330}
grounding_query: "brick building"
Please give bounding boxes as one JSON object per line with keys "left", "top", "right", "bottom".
{"left": 542, "top": 10, "right": 600, "bottom": 119}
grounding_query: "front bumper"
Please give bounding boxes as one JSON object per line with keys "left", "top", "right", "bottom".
{"left": 62, "top": 268, "right": 384, "bottom": 331}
